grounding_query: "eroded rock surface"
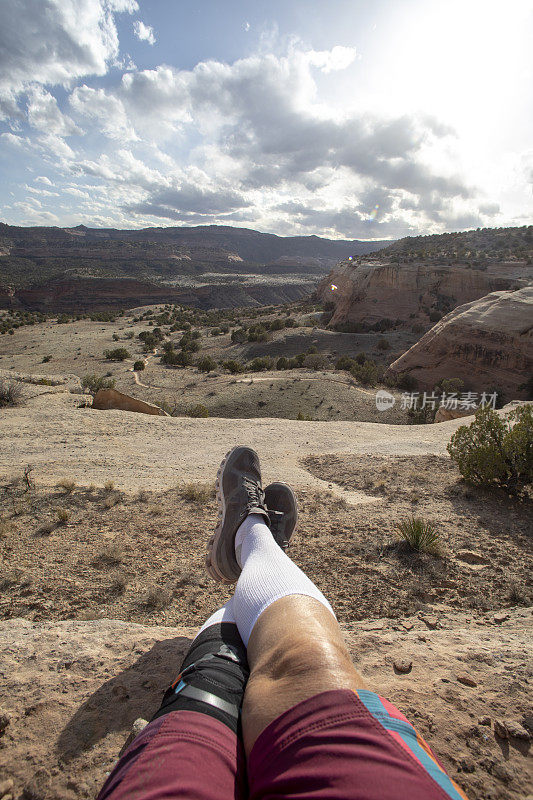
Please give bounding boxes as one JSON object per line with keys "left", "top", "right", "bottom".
{"left": 386, "top": 287, "right": 533, "bottom": 395}
{"left": 318, "top": 260, "right": 530, "bottom": 330}
{"left": 0, "top": 612, "right": 530, "bottom": 800}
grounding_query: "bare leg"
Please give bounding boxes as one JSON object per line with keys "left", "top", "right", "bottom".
{"left": 241, "top": 595, "right": 367, "bottom": 754}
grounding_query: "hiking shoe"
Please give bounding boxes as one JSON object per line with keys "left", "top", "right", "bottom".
{"left": 265, "top": 482, "right": 298, "bottom": 551}
{"left": 206, "top": 446, "right": 270, "bottom": 584}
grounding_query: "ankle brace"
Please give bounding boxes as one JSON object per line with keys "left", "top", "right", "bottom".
{"left": 151, "top": 623, "right": 249, "bottom": 735}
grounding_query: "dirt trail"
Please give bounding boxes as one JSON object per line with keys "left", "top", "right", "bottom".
{"left": 0, "top": 390, "right": 469, "bottom": 501}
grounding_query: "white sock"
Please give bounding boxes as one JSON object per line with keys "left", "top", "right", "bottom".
{"left": 233, "top": 514, "right": 335, "bottom": 646}
{"left": 195, "top": 597, "right": 236, "bottom": 638}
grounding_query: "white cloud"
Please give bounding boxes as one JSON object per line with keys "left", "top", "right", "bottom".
{"left": 0, "top": 0, "right": 138, "bottom": 96}
{"left": 70, "top": 85, "right": 137, "bottom": 140}
{"left": 133, "top": 20, "right": 156, "bottom": 45}
{"left": 36, "top": 176, "right": 53, "bottom": 185}
{"left": 27, "top": 88, "right": 81, "bottom": 136}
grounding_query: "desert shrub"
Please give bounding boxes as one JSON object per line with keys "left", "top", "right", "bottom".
{"left": 447, "top": 405, "right": 533, "bottom": 495}
{"left": 335, "top": 356, "right": 355, "bottom": 372}
{"left": 249, "top": 357, "right": 274, "bottom": 372}
{"left": 161, "top": 349, "right": 193, "bottom": 367}
{"left": 178, "top": 482, "right": 215, "bottom": 503}
{"left": 438, "top": 378, "right": 464, "bottom": 394}
{"left": 247, "top": 324, "right": 269, "bottom": 342}
{"left": 377, "top": 337, "right": 391, "bottom": 351}
{"left": 304, "top": 353, "right": 327, "bottom": 370}
{"left": 55, "top": 508, "right": 70, "bottom": 525}
{"left": 0, "top": 380, "right": 23, "bottom": 408}
{"left": 395, "top": 373, "right": 418, "bottom": 391}
{"left": 81, "top": 374, "right": 116, "bottom": 396}
{"left": 109, "top": 571, "right": 129, "bottom": 594}
{"left": 104, "top": 348, "right": 131, "bottom": 361}
{"left": 144, "top": 584, "right": 172, "bottom": 610}
{"left": 133, "top": 360, "right": 145, "bottom": 371}
{"left": 284, "top": 317, "right": 297, "bottom": 327}
{"left": 94, "top": 544, "right": 123, "bottom": 567}
{"left": 104, "top": 480, "right": 115, "bottom": 492}
{"left": 350, "top": 360, "right": 380, "bottom": 387}
{"left": 188, "top": 404, "right": 209, "bottom": 418}
{"left": 56, "top": 479, "right": 75, "bottom": 494}
{"left": 276, "top": 357, "right": 289, "bottom": 370}
{"left": 397, "top": 516, "right": 441, "bottom": 554}
{"left": 222, "top": 360, "right": 244, "bottom": 374}
{"left": 112, "top": 333, "right": 120, "bottom": 341}
{"left": 407, "top": 405, "right": 436, "bottom": 425}
{"left": 429, "top": 310, "right": 442, "bottom": 323}
{"left": 231, "top": 328, "right": 247, "bottom": 344}
{"left": 197, "top": 356, "right": 217, "bottom": 373}
{"left": 42, "top": 355, "right": 51, "bottom": 363}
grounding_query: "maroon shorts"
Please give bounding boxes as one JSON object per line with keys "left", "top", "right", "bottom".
{"left": 97, "top": 689, "right": 467, "bottom": 800}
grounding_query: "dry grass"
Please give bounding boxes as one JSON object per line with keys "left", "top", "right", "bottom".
{"left": 178, "top": 482, "right": 215, "bottom": 504}
{"left": 148, "top": 504, "right": 163, "bottom": 516}
{"left": 104, "top": 480, "right": 115, "bottom": 492}
{"left": 143, "top": 584, "right": 172, "bottom": 610}
{"left": 93, "top": 544, "right": 123, "bottom": 568}
{"left": 55, "top": 508, "right": 70, "bottom": 525}
{"left": 56, "top": 479, "right": 76, "bottom": 494}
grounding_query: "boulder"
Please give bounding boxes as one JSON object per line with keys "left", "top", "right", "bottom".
{"left": 385, "top": 287, "right": 533, "bottom": 398}
{"left": 92, "top": 389, "right": 169, "bottom": 416}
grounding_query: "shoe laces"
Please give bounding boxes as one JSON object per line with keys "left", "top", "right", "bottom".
{"left": 242, "top": 475, "right": 264, "bottom": 508}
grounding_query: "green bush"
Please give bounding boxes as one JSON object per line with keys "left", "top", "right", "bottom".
{"left": 222, "top": 360, "right": 244, "bottom": 374}
{"left": 197, "top": 356, "right": 217, "bottom": 373}
{"left": 397, "top": 517, "right": 441, "bottom": 554}
{"left": 231, "top": 328, "right": 247, "bottom": 344}
{"left": 276, "top": 357, "right": 289, "bottom": 370}
{"left": 133, "top": 360, "right": 145, "bottom": 371}
{"left": 377, "top": 337, "right": 391, "bottom": 351}
{"left": 81, "top": 374, "right": 116, "bottom": 396}
{"left": 188, "top": 404, "right": 209, "bottom": 418}
{"left": 350, "top": 360, "right": 380, "bottom": 387}
{"left": 249, "top": 357, "right": 274, "bottom": 372}
{"left": 447, "top": 405, "right": 533, "bottom": 495}
{"left": 335, "top": 356, "right": 355, "bottom": 372}
{"left": 104, "top": 348, "right": 131, "bottom": 361}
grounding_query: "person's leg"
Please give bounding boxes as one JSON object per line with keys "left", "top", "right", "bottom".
{"left": 96, "top": 600, "right": 248, "bottom": 800}
{"left": 232, "top": 515, "right": 366, "bottom": 752}
{"left": 234, "top": 518, "right": 468, "bottom": 799}
{"left": 205, "top": 447, "right": 467, "bottom": 799}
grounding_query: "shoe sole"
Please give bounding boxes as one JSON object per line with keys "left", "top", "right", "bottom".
{"left": 265, "top": 481, "right": 299, "bottom": 545}
{"left": 205, "top": 446, "right": 241, "bottom": 584}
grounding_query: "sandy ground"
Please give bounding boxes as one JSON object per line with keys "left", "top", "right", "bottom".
{"left": 0, "top": 386, "right": 473, "bottom": 501}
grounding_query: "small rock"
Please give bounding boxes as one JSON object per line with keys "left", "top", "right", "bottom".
{"left": 503, "top": 720, "right": 530, "bottom": 740}
{"left": 0, "top": 712, "right": 10, "bottom": 734}
{"left": 457, "top": 674, "right": 478, "bottom": 687}
{"left": 419, "top": 614, "right": 438, "bottom": 629}
{"left": 394, "top": 659, "right": 413, "bottom": 674}
{"left": 361, "top": 621, "right": 385, "bottom": 631}
{"left": 401, "top": 622, "right": 414, "bottom": 631}
{"left": 493, "top": 612, "right": 510, "bottom": 624}
{"left": 118, "top": 717, "right": 149, "bottom": 757}
{"left": 494, "top": 720, "right": 508, "bottom": 738}
{"left": 0, "top": 779, "right": 14, "bottom": 796}
{"left": 522, "top": 713, "right": 533, "bottom": 733}
{"left": 478, "top": 716, "right": 491, "bottom": 727}
{"left": 456, "top": 549, "right": 489, "bottom": 566}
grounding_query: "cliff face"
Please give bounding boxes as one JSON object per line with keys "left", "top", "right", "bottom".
{"left": 385, "top": 286, "right": 533, "bottom": 397}
{"left": 317, "top": 261, "right": 528, "bottom": 329}
{"left": 0, "top": 277, "right": 311, "bottom": 313}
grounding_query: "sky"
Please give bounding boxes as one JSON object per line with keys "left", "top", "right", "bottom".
{"left": 0, "top": 0, "right": 532, "bottom": 240}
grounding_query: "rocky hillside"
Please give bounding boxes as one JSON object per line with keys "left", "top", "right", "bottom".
{"left": 0, "top": 223, "right": 388, "bottom": 290}
{"left": 386, "top": 286, "right": 533, "bottom": 398}
{"left": 317, "top": 261, "right": 529, "bottom": 331}
{"left": 355, "top": 225, "right": 533, "bottom": 266}
{"left": 317, "top": 226, "right": 533, "bottom": 332}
